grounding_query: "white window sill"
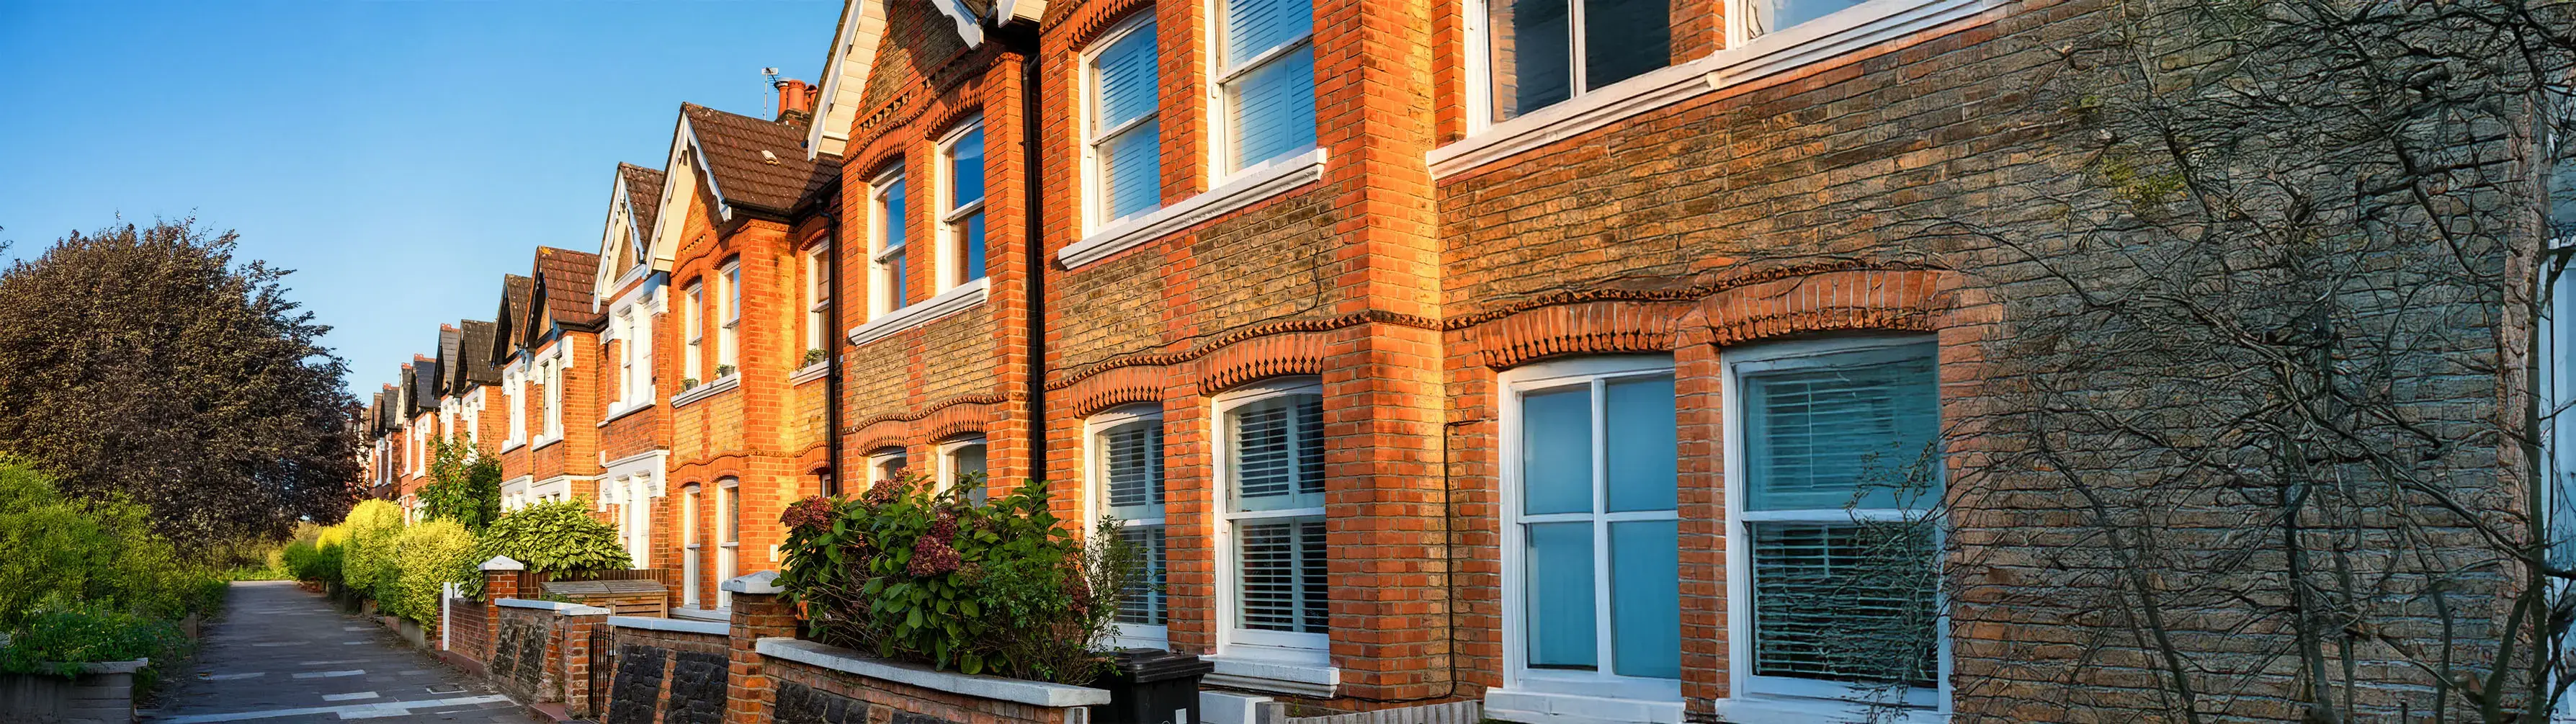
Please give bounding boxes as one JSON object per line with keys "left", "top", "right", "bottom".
{"left": 1057, "top": 148, "right": 1328, "bottom": 269}
{"left": 1426, "top": 0, "right": 1993, "bottom": 179}
{"left": 500, "top": 440, "right": 526, "bottom": 453}
{"left": 789, "top": 361, "right": 831, "bottom": 385}
{"left": 1201, "top": 655, "right": 1338, "bottom": 698}
{"left": 846, "top": 277, "right": 988, "bottom": 347}
{"left": 1485, "top": 689, "right": 1683, "bottom": 724}
{"left": 1714, "top": 695, "right": 1945, "bottom": 724}
{"left": 671, "top": 373, "right": 741, "bottom": 408}
{"left": 530, "top": 436, "right": 562, "bottom": 452}
{"left": 598, "top": 399, "right": 656, "bottom": 426}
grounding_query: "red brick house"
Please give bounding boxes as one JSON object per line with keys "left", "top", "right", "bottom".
{"left": 591, "top": 162, "right": 679, "bottom": 573}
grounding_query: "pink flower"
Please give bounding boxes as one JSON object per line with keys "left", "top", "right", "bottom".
{"left": 781, "top": 496, "right": 836, "bottom": 531}
{"left": 907, "top": 537, "right": 962, "bottom": 576}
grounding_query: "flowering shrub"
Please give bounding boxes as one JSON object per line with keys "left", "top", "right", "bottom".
{"left": 777, "top": 471, "right": 1142, "bottom": 684}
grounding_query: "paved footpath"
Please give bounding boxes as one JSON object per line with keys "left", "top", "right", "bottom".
{"left": 143, "top": 581, "right": 529, "bottom": 723}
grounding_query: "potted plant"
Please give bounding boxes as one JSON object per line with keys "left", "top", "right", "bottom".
{"left": 680, "top": 377, "right": 699, "bottom": 391}
{"left": 715, "top": 364, "right": 736, "bottom": 377}
{"left": 802, "top": 349, "right": 827, "bottom": 367}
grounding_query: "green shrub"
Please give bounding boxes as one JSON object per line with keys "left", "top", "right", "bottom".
{"left": 0, "top": 459, "right": 221, "bottom": 627}
{"left": 338, "top": 500, "right": 403, "bottom": 600}
{"left": 417, "top": 440, "right": 502, "bottom": 532}
{"left": 282, "top": 533, "right": 344, "bottom": 586}
{"left": 475, "top": 498, "right": 629, "bottom": 578}
{"left": 777, "top": 472, "right": 1141, "bottom": 684}
{"left": 382, "top": 519, "right": 478, "bottom": 624}
{"left": 0, "top": 602, "right": 189, "bottom": 689}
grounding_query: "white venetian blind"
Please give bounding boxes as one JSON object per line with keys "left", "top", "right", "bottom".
{"left": 1220, "top": 0, "right": 1315, "bottom": 172}
{"left": 1104, "top": 421, "right": 1165, "bottom": 516}
{"left": 1749, "top": 523, "right": 1936, "bottom": 686}
{"left": 1238, "top": 518, "right": 1328, "bottom": 633}
{"left": 1117, "top": 526, "right": 1168, "bottom": 625}
{"left": 1228, "top": 393, "right": 1324, "bottom": 510}
{"left": 1743, "top": 349, "right": 1939, "bottom": 511}
{"left": 1091, "top": 20, "right": 1162, "bottom": 223}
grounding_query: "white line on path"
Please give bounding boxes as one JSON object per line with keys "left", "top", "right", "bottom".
{"left": 198, "top": 672, "right": 264, "bottom": 680}
{"left": 150, "top": 694, "right": 513, "bottom": 723}
{"left": 320, "top": 692, "right": 378, "bottom": 702}
{"left": 295, "top": 660, "right": 362, "bottom": 666}
{"left": 290, "top": 669, "right": 363, "bottom": 679}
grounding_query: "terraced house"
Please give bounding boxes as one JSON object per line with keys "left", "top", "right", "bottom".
{"left": 346, "top": 0, "right": 2570, "bottom": 717}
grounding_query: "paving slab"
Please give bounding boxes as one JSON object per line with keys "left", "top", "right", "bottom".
{"left": 143, "top": 581, "right": 531, "bottom": 723}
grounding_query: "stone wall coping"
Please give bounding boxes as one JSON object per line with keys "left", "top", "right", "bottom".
{"left": 494, "top": 598, "right": 611, "bottom": 615}
{"left": 756, "top": 638, "right": 1111, "bottom": 707}
{"left": 480, "top": 555, "right": 525, "bottom": 571}
{"left": 607, "top": 615, "right": 730, "bottom": 636}
{"left": 671, "top": 606, "right": 730, "bottom": 622}
{"left": 720, "top": 570, "right": 782, "bottom": 594}
{"left": 71, "top": 658, "right": 149, "bottom": 675}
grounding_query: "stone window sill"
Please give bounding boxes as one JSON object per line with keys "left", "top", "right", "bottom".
{"left": 1057, "top": 148, "right": 1328, "bottom": 269}
{"left": 598, "top": 399, "right": 655, "bottom": 426}
{"left": 1201, "top": 655, "right": 1338, "bottom": 698}
{"left": 790, "top": 361, "right": 831, "bottom": 385}
{"left": 846, "top": 277, "right": 988, "bottom": 347}
{"left": 671, "top": 374, "right": 741, "bottom": 408}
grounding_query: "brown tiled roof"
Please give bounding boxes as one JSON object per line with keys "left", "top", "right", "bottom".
{"left": 434, "top": 326, "right": 462, "bottom": 398}
{"left": 456, "top": 320, "right": 501, "bottom": 387}
{"left": 681, "top": 103, "right": 841, "bottom": 216}
{"left": 532, "top": 247, "right": 604, "bottom": 337}
{"left": 494, "top": 274, "right": 534, "bottom": 360}
{"left": 620, "top": 164, "right": 665, "bottom": 243}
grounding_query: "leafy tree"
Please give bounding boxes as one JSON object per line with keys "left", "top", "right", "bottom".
{"left": 0, "top": 220, "right": 358, "bottom": 545}
{"left": 417, "top": 439, "right": 501, "bottom": 532}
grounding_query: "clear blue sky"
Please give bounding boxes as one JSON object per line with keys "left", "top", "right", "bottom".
{"left": 0, "top": 0, "right": 841, "bottom": 398}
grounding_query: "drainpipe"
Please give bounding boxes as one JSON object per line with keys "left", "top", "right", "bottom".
{"left": 1011, "top": 27, "right": 1047, "bottom": 481}
{"left": 825, "top": 213, "right": 846, "bottom": 497}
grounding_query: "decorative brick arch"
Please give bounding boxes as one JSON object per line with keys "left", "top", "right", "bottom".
{"left": 1696, "top": 268, "right": 1949, "bottom": 345}
{"left": 845, "top": 393, "right": 1011, "bottom": 454}
{"left": 1060, "top": 366, "right": 1171, "bottom": 419}
{"left": 1194, "top": 331, "right": 1328, "bottom": 394}
{"left": 1467, "top": 300, "right": 1696, "bottom": 370}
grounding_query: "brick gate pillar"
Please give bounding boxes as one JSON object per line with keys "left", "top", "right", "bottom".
{"left": 723, "top": 571, "right": 795, "bottom": 724}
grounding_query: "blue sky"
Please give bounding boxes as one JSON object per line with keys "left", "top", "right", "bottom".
{"left": 0, "top": 0, "right": 841, "bottom": 398}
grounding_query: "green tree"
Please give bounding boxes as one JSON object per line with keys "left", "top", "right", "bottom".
{"left": 417, "top": 439, "right": 501, "bottom": 532}
{"left": 0, "top": 220, "right": 358, "bottom": 545}
{"left": 0, "top": 457, "right": 215, "bottom": 628}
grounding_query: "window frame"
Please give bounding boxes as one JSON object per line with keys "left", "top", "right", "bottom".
{"left": 1209, "top": 0, "right": 1318, "bottom": 177}
{"left": 682, "top": 483, "right": 702, "bottom": 608}
{"left": 1086, "top": 405, "right": 1171, "bottom": 650}
{"left": 717, "top": 261, "right": 741, "bottom": 371}
{"left": 1720, "top": 335, "right": 1949, "bottom": 710}
{"left": 684, "top": 282, "right": 705, "bottom": 380}
{"left": 1081, "top": 14, "right": 1164, "bottom": 233}
{"left": 1209, "top": 377, "right": 1331, "bottom": 663}
{"left": 1495, "top": 355, "right": 1683, "bottom": 702}
{"left": 867, "top": 448, "right": 910, "bottom": 485}
{"left": 937, "top": 120, "right": 988, "bottom": 291}
{"left": 869, "top": 167, "right": 911, "bottom": 318}
{"left": 805, "top": 242, "right": 833, "bottom": 356}
{"left": 1469, "top": 0, "right": 1677, "bottom": 128}
{"left": 717, "top": 477, "right": 741, "bottom": 608}
{"left": 936, "top": 434, "right": 990, "bottom": 504}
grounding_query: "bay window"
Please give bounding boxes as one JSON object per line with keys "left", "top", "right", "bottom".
{"left": 1217, "top": 379, "right": 1328, "bottom": 661}
{"left": 1215, "top": 0, "right": 1317, "bottom": 173}
{"left": 1086, "top": 16, "right": 1162, "bottom": 228}
{"left": 1091, "top": 407, "right": 1168, "bottom": 649}
{"left": 1725, "top": 338, "right": 1943, "bottom": 709}
{"left": 1485, "top": 0, "right": 1671, "bottom": 122}
{"left": 871, "top": 170, "right": 910, "bottom": 316}
{"left": 1501, "top": 357, "right": 1680, "bottom": 702}
{"left": 940, "top": 123, "right": 987, "bottom": 288}
{"left": 718, "top": 262, "right": 741, "bottom": 372}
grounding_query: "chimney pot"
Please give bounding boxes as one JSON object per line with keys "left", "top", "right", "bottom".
{"left": 777, "top": 79, "right": 816, "bottom": 121}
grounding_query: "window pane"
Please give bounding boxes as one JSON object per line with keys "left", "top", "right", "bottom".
{"left": 1604, "top": 375, "right": 1676, "bottom": 512}
{"left": 1609, "top": 519, "right": 1679, "bottom": 679}
{"left": 1581, "top": 0, "right": 1671, "bottom": 90}
{"left": 1749, "top": 522, "right": 1937, "bottom": 687}
{"left": 1238, "top": 516, "right": 1328, "bottom": 633}
{"left": 949, "top": 126, "right": 985, "bottom": 207}
{"left": 954, "top": 444, "right": 988, "bottom": 505}
{"left": 1488, "top": 0, "right": 1570, "bottom": 122}
{"left": 1103, "top": 421, "right": 1167, "bottom": 520}
{"left": 888, "top": 251, "right": 907, "bottom": 304}
{"left": 961, "top": 212, "right": 986, "bottom": 282}
{"left": 1230, "top": 393, "right": 1324, "bottom": 511}
{"left": 1101, "top": 121, "right": 1163, "bottom": 220}
{"left": 1743, "top": 346, "right": 1940, "bottom": 511}
{"left": 1226, "top": 45, "right": 1318, "bottom": 171}
{"left": 1118, "top": 524, "right": 1168, "bottom": 625}
{"left": 1525, "top": 522, "right": 1598, "bottom": 669}
{"left": 1521, "top": 385, "right": 1592, "bottom": 515}
{"left": 1094, "top": 22, "right": 1160, "bottom": 128}
{"left": 1223, "top": 0, "right": 1312, "bottom": 66}
{"left": 1746, "top": 0, "right": 1867, "bottom": 37}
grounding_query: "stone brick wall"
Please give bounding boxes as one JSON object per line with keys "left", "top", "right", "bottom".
{"left": 598, "top": 623, "right": 732, "bottom": 724}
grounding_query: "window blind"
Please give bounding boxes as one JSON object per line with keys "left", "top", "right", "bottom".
{"left": 1229, "top": 393, "right": 1324, "bottom": 511}
{"left": 1094, "top": 22, "right": 1162, "bottom": 221}
{"left": 1104, "top": 421, "right": 1166, "bottom": 517}
{"left": 1117, "top": 525, "right": 1168, "bottom": 625}
{"left": 1224, "top": 0, "right": 1311, "bottom": 65}
{"left": 1743, "top": 350, "right": 1939, "bottom": 511}
{"left": 1238, "top": 517, "right": 1328, "bottom": 633}
{"left": 1220, "top": 0, "right": 1315, "bottom": 171}
{"left": 1486, "top": 0, "right": 1672, "bottom": 122}
{"left": 1748, "top": 522, "right": 1936, "bottom": 687}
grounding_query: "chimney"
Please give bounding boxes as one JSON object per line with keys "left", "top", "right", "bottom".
{"left": 776, "top": 78, "right": 816, "bottom": 122}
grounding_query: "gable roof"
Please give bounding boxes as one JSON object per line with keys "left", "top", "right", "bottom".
{"left": 598, "top": 164, "right": 667, "bottom": 297}
{"left": 493, "top": 274, "right": 535, "bottom": 362}
{"left": 529, "top": 247, "right": 605, "bottom": 345}
{"left": 450, "top": 319, "right": 501, "bottom": 390}
{"left": 806, "top": 0, "right": 1028, "bottom": 159}
{"left": 434, "top": 326, "right": 463, "bottom": 398}
{"left": 622, "top": 164, "right": 666, "bottom": 241}
{"left": 682, "top": 104, "right": 840, "bottom": 218}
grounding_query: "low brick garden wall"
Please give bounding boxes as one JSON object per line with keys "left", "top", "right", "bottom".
{"left": 759, "top": 638, "right": 1106, "bottom": 724}
{"left": 0, "top": 660, "right": 147, "bottom": 724}
{"left": 486, "top": 599, "right": 607, "bottom": 712}
{"left": 596, "top": 615, "right": 730, "bottom": 724}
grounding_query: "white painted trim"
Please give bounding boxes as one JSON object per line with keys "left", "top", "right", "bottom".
{"left": 1431, "top": 0, "right": 1994, "bottom": 180}
{"left": 790, "top": 361, "right": 832, "bottom": 385}
{"left": 756, "top": 638, "right": 1112, "bottom": 707}
{"left": 846, "top": 277, "right": 990, "bottom": 347}
{"left": 495, "top": 599, "right": 612, "bottom": 615}
{"left": 671, "top": 607, "right": 729, "bottom": 622}
{"left": 808, "top": 0, "right": 887, "bottom": 158}
{"left": 1202, "top": 656, "right": 1339, "bottom": 698}
{"left": 1058, "top": 148, "right": 1327, "bottom": 269}
{"left": 1714, "top": 696, "right": 1949, "bottom": 724}
{"left": 1485, "top": 689, "right": 1686, "bottom": 724}
{"left": 931, "top": 0, "right": 984, "bottom": 48}
{"left": 1208, "top": 378, "right": 1331, "bottom": 664}
{"left": 722, "top": 570, "right": 783, "bottom": 594}
{"left": 671, "top": 372, "right": 741, "bottom": 408}
{"left": 600, "top": 400, "right": 656, "bottom": 426}
{"left": 995, "top": 0, "right": 1045, "bottom": 24}
{"left": 607, "top": 615, "right": 730, "bottom": 636}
